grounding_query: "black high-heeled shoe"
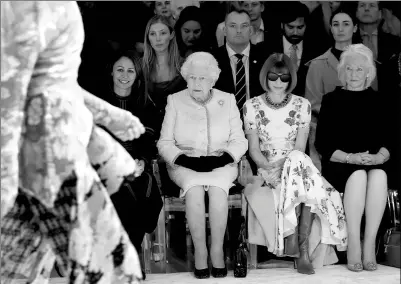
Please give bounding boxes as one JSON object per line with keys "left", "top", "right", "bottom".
{"left": 194, "top": 268, "right": 210, "bottom": 279}
{"left": 211, "top": 266, "right": 227, "bottom": 278}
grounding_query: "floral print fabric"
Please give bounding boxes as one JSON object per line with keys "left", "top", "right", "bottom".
{"left": 1, "top": 2, "right": 142, "bottom": 283}
{"left": 243, "top": 95, "right": 347, "bottom": 256}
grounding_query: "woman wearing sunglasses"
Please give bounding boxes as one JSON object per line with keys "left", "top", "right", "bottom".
{"left": 243, "top": 53, "right": 347, "bottom": 275}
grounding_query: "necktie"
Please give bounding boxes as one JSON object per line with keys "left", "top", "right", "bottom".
{"left": 362, "top": 33, "right": 377, "bottom": 60}
{"left": 235, "top": 54, "right": 246, "bottom": 111}
{"left": 290, "top": 44, "right": 298, "bottom": 70}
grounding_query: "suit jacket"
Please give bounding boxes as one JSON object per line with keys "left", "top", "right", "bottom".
{"left": 257, "top": 34, "right": 316, "bottom": 97}
{"left": 213, "top": 44, "right": 266, "bottom": 100}
{"left": 376, "top": 30, "right": 401, "bottom": 92}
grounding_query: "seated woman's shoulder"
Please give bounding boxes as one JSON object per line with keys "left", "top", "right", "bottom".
{"left": 171, "top": 88, "right": 188, "bottom": 98}
{"left": 306, "top": 49, "right": 332, "bottom": 67}
{"left": 243, "top": 95, "right": 263, "bottom": 108}
{"left": 292, "top": 94, "right": 311, "bottom": 107}
{"left": 212, "top": 89, "right": 240, "bottom": 103}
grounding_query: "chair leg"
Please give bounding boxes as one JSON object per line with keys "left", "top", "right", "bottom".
{"left": 153, "top": 198, "right": 167, "bottom": 273}
{"left": 249, "top": 244, "right": 258, "bottom": 269}
{"left": 142, "top": 233, "right": 152, "bottom": 274}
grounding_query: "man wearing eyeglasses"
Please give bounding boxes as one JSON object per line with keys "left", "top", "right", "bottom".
{"left": 213, "top": 8, "right": 265, "bottom": 112}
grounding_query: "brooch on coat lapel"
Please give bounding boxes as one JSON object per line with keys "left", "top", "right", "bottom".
{"left": 218, "top": 100, "right": 224, "bottom": 106}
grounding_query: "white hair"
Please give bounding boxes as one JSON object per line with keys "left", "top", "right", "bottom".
{"left": 180, "top": 52, "right": 221, "bottom": 84}
{"left": 337, "top": 44, "right": 377, "bottom": 88}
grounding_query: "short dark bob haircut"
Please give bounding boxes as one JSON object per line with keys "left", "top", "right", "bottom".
{"left": 259, "top": 53, "right": 297, "bottom": 94}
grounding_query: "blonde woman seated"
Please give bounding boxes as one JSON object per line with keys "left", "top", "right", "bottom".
{"left": 157, "top": 52, "right": 248, "bottom": 279}
{"left": 243, "top": 53, "right": 347, "bottom": 275}
{"left": 316, "top": 44, "right": 391, "bottom": 272}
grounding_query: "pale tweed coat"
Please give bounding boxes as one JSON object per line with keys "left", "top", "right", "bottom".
{"left": 305, "top": 49, "right": 342, "bottom": 171}
{"left": 157, "top": 89, "right": 248, "bottom": 197}
{"left": 1, "top": 2, "right": 143, "bottom": 283}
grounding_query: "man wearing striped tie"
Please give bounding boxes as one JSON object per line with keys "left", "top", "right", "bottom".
{"left": 213, "top": 7, "right": 265, "bottom": 113}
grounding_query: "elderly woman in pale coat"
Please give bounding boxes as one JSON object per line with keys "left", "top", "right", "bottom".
{"left": 157, "top": 52, "right": 248, "bottom": 279}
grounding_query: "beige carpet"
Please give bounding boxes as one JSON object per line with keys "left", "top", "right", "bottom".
{"left": 24, "top": 265, "right": 398, "bottom": 284}
{"left": 143, "top": 265, "right": 400, "bottom": 284}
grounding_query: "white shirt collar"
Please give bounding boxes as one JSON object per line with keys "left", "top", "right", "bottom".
{"left": 259, "top": 19, "right": 264, "bottom": 31}
{"left": 283, "top": 36, "right": 303, "bottom": 53}
{"left": 226, "top": 43, "right": 251, "bottom": 59}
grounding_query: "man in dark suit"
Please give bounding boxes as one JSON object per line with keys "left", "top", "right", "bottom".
{"left": 258, "top": 2, "right": 313, "bottom": 97}
{"left": 213, "top": 8, "right": 265, "bottom": 111}
{"left": 356, "top": 1, "right": 401, "bottom": 92}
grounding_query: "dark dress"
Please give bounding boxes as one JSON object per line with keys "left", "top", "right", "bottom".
{"left": 147, "top": 74, "right": 187, "bottom": 139}
{"left": 104, "top": 90, "right": 163, "bottom": 251}
{"left": 147, "top": 74, "right": 187, "bottom": 197}
{"left": 315, "top": 87, "right": 391, "bottom": 192}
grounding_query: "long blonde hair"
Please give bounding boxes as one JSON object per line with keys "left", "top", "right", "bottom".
{"left": 142, "top": 15, "right": 182, "bottom": 104}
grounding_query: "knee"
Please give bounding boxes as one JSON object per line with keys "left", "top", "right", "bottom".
{"left": 368, "top": 169, "right": 387, "bottom": 180}
{"left": 345, "top": 170, "right": 368, "bottom": 192}
{"left": 367, "top": 169, "right": 388, "bottom": 188}
{"left": 349, "top": 170, "right": 368, "bottom": 182}
{"left": 186, "top": 186, "right": 205, "bottom": 206}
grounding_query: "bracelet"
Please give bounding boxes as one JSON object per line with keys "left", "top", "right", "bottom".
{"left": 378, "top": 152, "right": 386, "bottom": 159}
{"left": 378, "top": 152, "right": 386, "bottom": 163}
{"left": 345, "top": 153, "right": 352, "bottom": 164}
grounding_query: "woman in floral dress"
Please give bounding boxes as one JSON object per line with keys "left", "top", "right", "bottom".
{"left": 1, "top": 2, "right": 145, "bottom": 283}
{"left": 243, "top": 53, "right": 347, "bottom": 275}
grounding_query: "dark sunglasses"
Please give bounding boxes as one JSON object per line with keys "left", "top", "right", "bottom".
{"left": 267, "top": 72, "right": 291, "bottom": 83}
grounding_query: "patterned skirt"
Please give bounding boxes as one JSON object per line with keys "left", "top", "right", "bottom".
{"left": 259, "top": 150, "right": 348, "bottom": 257}
{"left": 1, "top": 126, "right": 143, "bottom": 284}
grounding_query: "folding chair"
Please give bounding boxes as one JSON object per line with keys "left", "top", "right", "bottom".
{"left": 142, "top": 156, "right": 247, "bottom": 273}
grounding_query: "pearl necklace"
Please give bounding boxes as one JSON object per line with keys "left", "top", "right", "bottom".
{"left": 265, "top": 93, "right": 292, "bottom": 109}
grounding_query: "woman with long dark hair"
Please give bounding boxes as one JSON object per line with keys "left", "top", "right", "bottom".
{"left": 142, "top": 15, "right": 186, "bottom": 138}
{"left": 174, "top": 6, "right": 211, "bottom": 58}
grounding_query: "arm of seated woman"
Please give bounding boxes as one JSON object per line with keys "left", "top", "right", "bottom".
{"left": 294, "top": 125, "right": 309, "bottom": 153}
{"left": 202, "top": 152, "right": 235, "bottom": 171}
{"left": 224, "top": 94, "right": 249, "bottom": 162}
{"left": 246, "top": 131, "right": 273, "bottom": 171}
{"left": 174, "top": 154, "right": 210, "bottom": 172}
{"left": 329, "top": 149, "right": 387, "bottom": 165}
{"left": 359, "top": 147, "right": 390, "bottom": 165}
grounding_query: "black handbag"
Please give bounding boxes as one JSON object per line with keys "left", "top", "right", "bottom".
{"left": 111, "top": 170, "right": 163, "bottom": 250}
{"left": 383, "top": 190, "right": 400, "bottom": 268}
{"left": 233, "top": 206, "right": 249, "bottom": 278}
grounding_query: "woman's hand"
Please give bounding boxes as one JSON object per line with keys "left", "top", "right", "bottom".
{"left": 272, "top": 158, "right": 286, "bottom": 170}
{"left": 360, "top": 153, "right": 384, "bottom": 165}
{"left": 262, "top": 158, "right": 285, "bottom": 172}
{"left": 259, "top": 167, "right": 282, "bottom": 188}
{"left": 349, "top": 153, "right": 364, "bottom": 165}
{"left": 349, "top": 151, "right": 379, "bottom": 165}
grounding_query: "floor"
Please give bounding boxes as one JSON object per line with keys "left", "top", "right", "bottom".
{"left": 25, "top": 265, "right": 399, "bottom": 284}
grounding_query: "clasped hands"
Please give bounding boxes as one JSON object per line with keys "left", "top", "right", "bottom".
{"left": 348, "top": 151, "right": 384, "bottom": 165}
{"left": 259, "top": 158, "right": 285, "bottom": 188}
{"left": 175, "top": 152, "right": 234, "bottom": 172}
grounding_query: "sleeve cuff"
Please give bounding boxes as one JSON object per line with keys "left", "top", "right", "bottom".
{"left": 217, "top": 149, "right": 237, "bottom": 163}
